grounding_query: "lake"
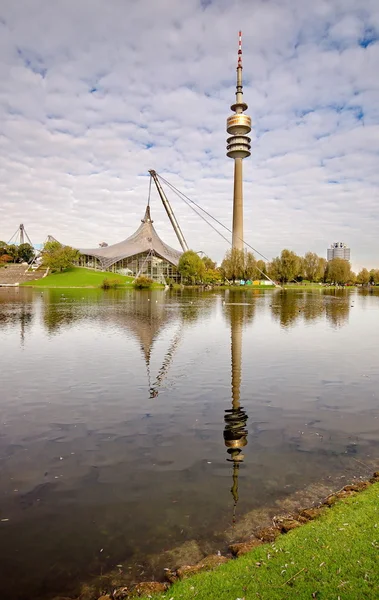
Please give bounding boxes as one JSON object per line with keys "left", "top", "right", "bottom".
{"left": 1, "top": 286, "right": 378, "bottom": 599}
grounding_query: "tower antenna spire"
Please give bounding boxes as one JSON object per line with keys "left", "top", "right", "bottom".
{"left": 238, "top": 30, "right": 242, "bottom": 68}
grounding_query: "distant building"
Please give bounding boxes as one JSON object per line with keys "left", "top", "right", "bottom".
{"left": 327, "top": 242, "right": 351, "bottom": 261}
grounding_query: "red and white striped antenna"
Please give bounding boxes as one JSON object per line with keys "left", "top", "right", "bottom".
{"left": 238, "top": 30, "right": 242, "bottom": 67}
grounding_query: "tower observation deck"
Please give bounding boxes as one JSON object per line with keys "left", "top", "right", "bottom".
{"left": 227, "top": 31, "right": 251, "bottom": 251}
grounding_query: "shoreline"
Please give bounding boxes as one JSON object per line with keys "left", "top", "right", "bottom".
{"left": 62, "top": 461, "right": 378, "bottom": 600}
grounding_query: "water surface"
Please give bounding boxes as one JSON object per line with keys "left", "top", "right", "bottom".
{"left": 0, "top": 287, "right": 378, "bottom": 599}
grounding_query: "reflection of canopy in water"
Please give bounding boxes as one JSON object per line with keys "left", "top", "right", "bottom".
{"left": 119, "top": 298, "right": 183, "bottom": 395}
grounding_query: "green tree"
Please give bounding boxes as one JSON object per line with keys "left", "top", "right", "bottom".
{"left": 325, "top": 258, "right": 351, "bottom": 285}
{"left": 6, "top": 244, "right": 19, "bottom": 262}
{"left": 17, "top": 243, "right": 34, "bottom": 263}
{"left": 42, "top": 241, "right": 79, "bottom": 272}
{"left": 202, "top": 255, "right": 216, "bottom": 270}
{"left": 203, "top": 269, "right": 222, "bottom": 284}
{"left": 356, "top": 268, "right": 370, "bottom": 285}
{"left": 369, "top": 269, "right": 379, "bottom": 285}
{"left": 178, "top": 250, "right": 205, "bottom": 284}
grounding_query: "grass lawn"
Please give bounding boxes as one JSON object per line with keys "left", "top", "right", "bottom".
{"left": 142, "top": 483, "right": 379, "bottom": 600}
{"left": 22, "top": 267, "right": 134, "bottom": 288}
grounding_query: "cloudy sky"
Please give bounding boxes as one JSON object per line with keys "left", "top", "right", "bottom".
{"left": 0, "top": 0, "right": 378, "bottom": 269}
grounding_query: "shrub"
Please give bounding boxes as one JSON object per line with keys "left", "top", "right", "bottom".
{"left": 133, "top": 275, "right": 153, "bottom": 289}
{"left": 100, "top": 278, "right": 122, "bottom": 289}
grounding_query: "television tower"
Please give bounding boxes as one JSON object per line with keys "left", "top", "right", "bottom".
{"left": 226, "top": 31, "right": 251, "bottom": 250}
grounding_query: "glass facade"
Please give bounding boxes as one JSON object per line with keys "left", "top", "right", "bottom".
{"left": 78, "top": 252, "right": 180, "bottom": 283}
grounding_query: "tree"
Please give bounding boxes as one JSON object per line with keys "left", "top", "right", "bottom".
{"left": 369, "top": 269, "right": 379, "bottom": 285}
{"left": 256, "top": 259, "right": 267, "bottom": 278}
{"left": 241, "top": 251, "right": 256, "bottom": 281}
{"left": 6, "top": 244, "right": 19, "bottom": 262}
{"left": 325, "top": 258, "right": 351, "bottom": 285}
{"left": 203, "top": 268, "right": 222, "bottom": 284}
{"left": 356, "top": 268, "right": 370, "bottom": 285}
{"left": 303, "top": 252, "right": 322, "bottom": 282}
{"left": 220, "top": 248, "right": 256, "bottom": 282}
{"left": 318, "top": 258, "right": 327, "bottom": 282}
{"left": 42, "top": 241, "right": 79, "bottom": 272}
{"left": 267, "top": 257, "right": 279, "bottom": 281}
{"left": 280, "top": 249, "right": 301, "bottom": 282}
{"left": 17, "top": 243, "right": 34, "bottom": 263}
{"left": 268, "top": 249, "right": 301, "bottom": 283}
{"left": 202, "top": 255, "right": 216, "bottom": 270}
{"left": 221, "top": 248, "right": 243, "bottom": 282}
{"left": 301, "top": 252, "right": 327, "bottom": 282}
{"left": 178, "top": 250, "right": 205, "bottom": 284}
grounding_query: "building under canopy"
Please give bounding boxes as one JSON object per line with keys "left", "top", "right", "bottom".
{"left": 78, "top": 205, "right": 182, "bottom": 282}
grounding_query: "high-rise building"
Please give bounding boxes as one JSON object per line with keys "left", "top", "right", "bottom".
{"left": 327, "top": 242, "right": 351, "bottom": 261}
{"left": 226, "top": 31, "right": 251, "bottom": 250}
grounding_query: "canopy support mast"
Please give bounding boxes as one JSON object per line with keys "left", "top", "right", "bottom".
{"left": 149, "top": 170, "right": 189, "bottom": 252}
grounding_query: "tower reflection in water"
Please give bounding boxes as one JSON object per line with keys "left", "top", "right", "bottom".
{"left": 223, "top": 295, "right": 253, "bottom": 523}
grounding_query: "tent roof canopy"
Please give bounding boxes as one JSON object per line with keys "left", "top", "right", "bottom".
{"left": 79, "top": 206, "right": 182, "bottom": 269}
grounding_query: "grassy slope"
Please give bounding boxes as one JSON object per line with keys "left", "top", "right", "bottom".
{"left": 22, "top": 267, "right": 134, "bottom": 288}
{"left": 143, "top": 483, "right": 379, "bottom": 600}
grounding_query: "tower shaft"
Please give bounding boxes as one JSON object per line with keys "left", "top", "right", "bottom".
{"left": 232, "top": 158, "right": 244, "bottom": 251}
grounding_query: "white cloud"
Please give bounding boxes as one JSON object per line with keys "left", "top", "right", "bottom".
{"left": 0, "top": 0, "right": 378, "bottom": 270}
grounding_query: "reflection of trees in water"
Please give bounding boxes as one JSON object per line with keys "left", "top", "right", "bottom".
{"left": 223, "top": 296, "right": 251, "bottom": 523}
{"left": 42, "top": 291, "right": 82, "bottom": 334}
{"left": 270, "top": 291, "right": 303, "bottom": 327}
{"left": 324, "top": 292, "right": 350, "bottom": 327}
{"left": 270, "top": 290, "right": 351, "bottom": 328}
{"left": 0, "top": 292, "right": 33, "bottom": 345}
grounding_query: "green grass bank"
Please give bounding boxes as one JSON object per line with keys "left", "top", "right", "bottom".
{"left": 22, "top": 267, "right": 135, "bottom": 288}
{"left": 141, "top": 482, "right": 379, "bottom": 600}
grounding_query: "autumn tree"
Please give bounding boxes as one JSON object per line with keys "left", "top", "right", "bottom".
{"left": 42, "top": 241, "right": 79, "bottom": 272}
{"left": 268, "top": 249, "right": 301, "bottom": 283}
{"left": 356, "top": 268, "right": 370, "bottom": 285}
{"left": 241, "top": 251, "right": 257, "bottom": 281}
{"left": 318, "top": 258, "right": 327, "bottom": 282}
{"left": 221, "top": 248, "right": 256, "bottom": 282}
{"left": 303, "top": 252, "right": 325, "bottom": 282}
{"left": 325, "top": 258, "right": 351, "bottom": 285}
{"left": 221, "top": 248, "right": 243, "bottom": 282}
{"left": 267, "top": 256, "right": 281, "bottom": 282}
{"left": 256, "top": 259, "right": 267, "bottom": 278}
{"left": 178, "top": 250, "right": 205, "bottom": 284}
